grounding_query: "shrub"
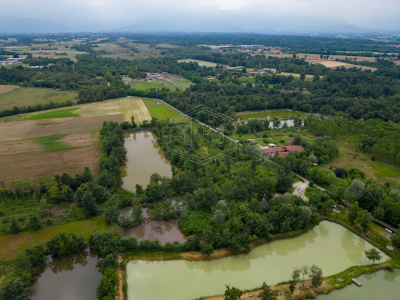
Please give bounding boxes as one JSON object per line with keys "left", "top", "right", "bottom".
{"left": 45, "top": 232, "right": 86, "bottom": 257}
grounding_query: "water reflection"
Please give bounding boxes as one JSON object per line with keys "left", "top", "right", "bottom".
{"left": 31, "top": 249, "right": 101, "bottom": 300}
{"left": 125, "top": 220, "right": 186, "bottom": 245}
{"left": 318, "top": 269, "right": 400, "bottom": 300}
{"left": 127, "top": 221, "right": 390, "bottom": 300}
{"left": 122, "top": 131, "right": 172, "bottom": 193}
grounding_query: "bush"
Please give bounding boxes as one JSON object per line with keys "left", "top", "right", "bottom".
{"left": 45, "top": 232, "right": 86, "bottom": 257}
{"left": 0, "top": 278, "right": 29, "bottom": 300}
{"left": 97, "top": 266, "right": 118, "bottom": 300}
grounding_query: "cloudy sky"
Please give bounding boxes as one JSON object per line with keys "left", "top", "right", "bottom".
{"left": 1, "top": 0, "right": 399, "bottom": 31}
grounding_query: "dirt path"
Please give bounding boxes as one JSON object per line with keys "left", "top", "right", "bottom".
{"left": 292, "top": 181, "right": 309, "bottom": 201}
{"left": 117, "top": 255, "right": 124, "bottom": 300}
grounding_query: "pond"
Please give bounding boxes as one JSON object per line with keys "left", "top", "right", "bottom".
{"left": 318, "top": 268, "right": 400, "bottom": 300}
{"left": 125, "top": 220, "right": 186, "bottom": 245}
{"left": 31, "top": 249, "right": 101, "bottom": 300}
{"left": 126, "top": 221, "right": 390, "bottom": 300}
{"left": 122, "top": 131, "right": 172, "bottom": 193}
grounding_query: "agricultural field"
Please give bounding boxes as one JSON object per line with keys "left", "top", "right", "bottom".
{"left": 178, "top": 59, "right": 218, "bottom": 67}
{"left": 0, "top": 85, "right": 18, "bottom": 95}
{"left": 142, "top": 98, "right": 188, "bottom": 121}
{"left": 236, "top": 109, "right": 308, "bottom": 121}
{"left": 279, "top": 72, "right": 315, "bottom": 79}
{"left": 266, "top": 53, "right": 378, "bottom": 62}
{"left": 0, "top": 96, "right": 186, "bottom": 184}
{"left": 131, "top": 76, "right": 192, "bottom": 91}
{"left": 0, "top": 87, "right": 78, "bottom": 111}
{"left": 95, "top": 42, "right": 163, "bottom": 60}
{"left": 5, "top": 43, "right": 87, "bottom": 61}
{"left": 313, "top": 61, "right": 377, "bottom": 71}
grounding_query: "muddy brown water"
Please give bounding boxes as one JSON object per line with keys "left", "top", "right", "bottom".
{"left": 122, "top": 131, "right": 172, "bottom": 193}
{"left": 125, "top": 220, "right": 186, "bottom": 245}
{"left": 31, "top": 249, "right": 101, "bottom": 300}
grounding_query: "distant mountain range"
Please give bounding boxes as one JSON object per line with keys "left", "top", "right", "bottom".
{"left": 0, "top": 14, "right": 391, "bottom": 35}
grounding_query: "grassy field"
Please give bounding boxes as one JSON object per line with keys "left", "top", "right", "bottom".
{"left": 236, "top": 109, "right": 307, "bottom": 121}
{"left": 26, "top": 108, "right": 80, "bottom": 120}
{"left": 142, "top": 98, "right": 188, "bottom": 121}
{"left": 0, "top": 87, "right": 78, "bottom": 111}
{"left": 96, "top": 42, "right": 163, "bottom": 60}
{"left": 330, "top": 139, "right": 400, "bottom": 186}
{"left": 0, "top": 85, "right": 18, "bottom": 95}
{"left": 131, "top": 77, "right": 192, "bottom": 91}
{"left": 0, "top": 217, "right": 108, "bottom": 260}
{"left": 178, "top": 59, "right": 218, "bottom": 67}
{"left": 31, "top": 134, "right": 79, "bottom": 152}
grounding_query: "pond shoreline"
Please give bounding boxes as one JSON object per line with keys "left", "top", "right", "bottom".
{"left": 118, "top": 219, "right": 397, "bottom": 300}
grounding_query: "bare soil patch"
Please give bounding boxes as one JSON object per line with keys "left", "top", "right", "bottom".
{"left": 314, "top": 60, "right": 377, "bottom": 71}
{"left": 0, "top": 145, "right": 101, "bottom": 186}
{"left": 59, "top": 133, "right": 96, "bottom": 147}
{"left": 394, "top": 60, "right": 400, "bottom": 66}
{"left": 279, "top": 72, "right": 315, "bottom": 79}
{"left": 0, "top": 114, "right": 122, "bottom": 142}
{"left": 0, "top": 85, "right": 19, "bottom": 95}
{"left": 0, "top": 140, "right": 42, "bottom": 155}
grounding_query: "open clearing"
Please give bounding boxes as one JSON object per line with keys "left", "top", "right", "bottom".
{"left": 0, "top": 217, "right": 107, "bottom": 260}
{"left": 142, "top": 98, "right": 188, "bottom": 121}
{"left": 279, "top": 72, "right": 316, "bottom": 79}
{"left": 131, "top": 76, "right": 192, "bottom": 91}
{"left": 330, "top": 139, "right": 400, "bottom": 186}
{"left": 96, "top": 42, "right": 163, "bottom": 60}
{"left": 313, "top": 61, "right": 377, "bottom": 71}
{"left": 0, "top": 87, "right": 78, "bottom": 111}
{"left": 0, "top": 114, "right": 122, "bottom": 142}
{"left": 0, "top": 85, "right": 19, "bottom": 95}
{"left": 236, "top": 109, "right": 307, "bottom": 120}
{"left": 178, "top": 59, "right": 218, "bottom": 67}
{"left": 266, "top": 53, "right": 378, "bottom": 62}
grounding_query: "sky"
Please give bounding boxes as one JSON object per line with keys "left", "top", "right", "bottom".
{"left": 0, "top": 0, "right": 399, "bottom": 31}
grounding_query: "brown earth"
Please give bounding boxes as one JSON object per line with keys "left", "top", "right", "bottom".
{"left": 0, "top": 145, "right": 101, "bottom": 186}
{"left": 0, "top": 85, "right": 19, "bottom": 95}
{"left": 59, "top": 133, "right": 97, "bottom": 147}
{"left": 279, "top": 72, "right": 317, "bottom": 79}
{"left": 0, "top": 140, "right": 42, "bottom": 155}
{"left": 312, "top": 60, "right": 377, "bottom": 71}
{"left": 0, "top": 114, "right": 122, "bottom": 142}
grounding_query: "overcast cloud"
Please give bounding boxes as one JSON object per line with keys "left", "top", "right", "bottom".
{"left": 0, "top": 0, "right": 399, "bottom": 31}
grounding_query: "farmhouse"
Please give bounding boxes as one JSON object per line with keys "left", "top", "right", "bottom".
{"left": 145, "top": 72, "right": 162, "bottom": 80}
{"left": 261, "top": 145, "right": 305, "bottom": 158}
{"left": 248, "top": 68, "right": 277, "bottom": 75}
{"left": 232, "top": 119, "right": 248, "bottom": 126}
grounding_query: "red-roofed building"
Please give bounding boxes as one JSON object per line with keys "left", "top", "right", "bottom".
{"left": 261, "top": 145, "right": 305, "bottom": 158}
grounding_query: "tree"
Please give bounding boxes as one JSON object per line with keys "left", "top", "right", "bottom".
{"left": 224, "top": 285, "right": 243, "bottom": 300}
{"left": 259, "top": 282, "right": 277, "bottom": 300}
{"left": 97, "top": 266, "right": 118, "bottom": 299}
{"left": 309, "top": 264, "right": 323, "bottom": 287}
{"left": 309, "top": 152, "right": 318, "bottom": 164}
{"left": 105, "top": 204, "right": 119, "bottom": 225}
{"left": 392, "top": 229, "right": 400, "bottom": 249}
{"left": 81, "top": 192, "right": 99, "bottom": 217}
{"left": 61, "top": 186, "right": 74, "bottom": 202}
{"left": 364, "top": 248, "right": 382, "bottom": 264}
{"left": 28, "top": 214, "right": 41, "bottom": 230}
{"left": 80, "top": 166, "right": 93, "bottom": 183}
{"left": 347, "top": 203, "right": 361, "bottom": 225}
{"left": 0, "top": 278, "right": 28, "bottom": 300}
{"left": 299, "top": 265, "right": 309, "bottom": 288}
{"left": 356, "top": 209, "right": 372, "bottom": 233}
{"left": 10, "top": 217, "right": 21, "bottom": 233}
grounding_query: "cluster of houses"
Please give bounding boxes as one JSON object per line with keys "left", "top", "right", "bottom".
{"left": 145, "top": 72, "right": 168, "bottom": 80}
{"left": 28, "top": 63, "right": 54, "bottom": 69}
{"left": 0, "top": 57, "right": 24, "bottom": 66}
{"left": 248, "top": 68, "right": 277, "bottom": 75}
{"left": 261, "top": 143, "right": 305, "bottom": 158}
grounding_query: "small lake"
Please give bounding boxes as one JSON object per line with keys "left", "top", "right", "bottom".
{"left": 318, "top": 268, "right": 400, "bottom": 300}
{"left": 31, "top": 249, "right": 101, "bottom": 300}
{"left": 125, "top": 220, "right": 186, "bottom": 245}
{"left": 122, "top": 131, "right": 172, "bottom": 193}
{"left": 126, "top": 221, "right": 389, "bottom": 300}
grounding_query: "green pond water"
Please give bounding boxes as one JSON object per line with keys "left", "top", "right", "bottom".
{"left": 122, "top": 131, "right": 172, "bottom": 193}
{"left": 31, "top": 249, "right": 101, "bottom": 300}
{"left": 126, "top": 221, "right": 389, "bottom": 300}
{"left": 318, "top": 269, "right": 400, "bottom": 300}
